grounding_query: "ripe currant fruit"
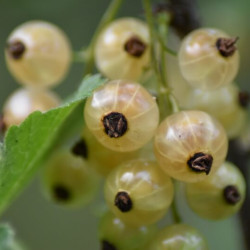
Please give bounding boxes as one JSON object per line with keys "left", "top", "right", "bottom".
{"left": 5, "top": 20, "right": 72, "bottom": 88}
{"left": 84, "top": 80, "right": 159, "bottom": 152}
{"left": 154, "top": 110, "right": 228, "bottom": 182}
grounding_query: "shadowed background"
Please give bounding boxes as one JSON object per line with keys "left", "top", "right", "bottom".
{"left": 0, "top": 0, "right": 249, "bottom": 249}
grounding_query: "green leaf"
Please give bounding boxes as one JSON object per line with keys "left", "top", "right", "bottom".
{"left": 0, "top": 224, "right": 23, "bottom": 250}
{"left": 0, "top": 74, "right": 106, "bottom": 215}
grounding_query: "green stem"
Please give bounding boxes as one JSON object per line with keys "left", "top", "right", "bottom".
{"left": 83, "top": 0, "right": 124, "bottom": 75}
{"left": 171, "top": 181, "right": 182, "bottom": 223}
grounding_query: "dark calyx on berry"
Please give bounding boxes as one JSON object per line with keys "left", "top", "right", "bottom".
{"left": 115, "top": 191, "right": 133, "bottom": 212}
{"left": 0, "top": 114, "right": 6, "bottom": 134}
{"left": 124, "top": 36, "right": 147, "bottom": 57}
{"left": 103, "top": 112, "right": 128, "bottom": 138}
{"left": 223, "top": 185, "right": 241, "bottom": 205}
{"left": 187, "top": 152, "right": 213, "bottom": 175}
{"left": 102, "top": 240, "right": 117, "bottom": 250}
{"left": 238, "top": 91, "right": 249, "bottom": 108}
{"left": 216, "top": 37, "right": 238, "bottom": 57}
{"left": 53, "top": 184, "right": 71, "bottom": 202}
{"left": 7, "top": 40, "right": 26, "bottom": 59}
{"left": 71, "top": 138, "right": 88, "bottom": 159}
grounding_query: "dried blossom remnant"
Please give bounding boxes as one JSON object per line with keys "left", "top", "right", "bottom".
{"left": 115, "top": 191, "right": 133, "bottom": 212}
{"left": 71, "top": 138, "right": 88, "bottom": 159}
{"left": 224, "top": 185, "right": 241, "bottom": 205}
{"left": 7, "top": 40, "right": 26, "bottom": 59}
{"left": 216, "top": 37, "right": 239, "bottom": 57}
{"left": 102, "top": 240, "right": 117, "bottom": 250}
{"left": 53, "top": 184, "right": 71, "bottom": 202}
{"left": 238, "top": 91, "right": 249, "bottom": 108}
{"left": 187, "top": 152, "right": 213, "bottom": 175}
{"left": 103, "top": 112, "right": 128, "bottom": 138}
{"left": 152, "top": 0, "right": 201, "bottom": 38}
{"left": 124, "top": 36, "right": 147, "bottom": 57}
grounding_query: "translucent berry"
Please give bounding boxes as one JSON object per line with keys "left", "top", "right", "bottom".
{"left": 41, "top": 149, "right": 99, "bottom": 207}
{"left": 2, "top": 87, "right": 60, "bottom": 129}
{"left": 95, "top": 18, "right": 150, "bottom": 81}
{"left": 178, "top": 28, "right": 239, "bottom": 90}
{"left": 154, "top": 110, "right": 228, "bottom": 182}
{"left": 98, "top": 211, "right": 156, "bottom": 250}
{"left": 148, "top": 224, "right": 208, "bottom": 250}
{"left": 84, "top": 80, "right": 159, "bottom": 152}
{"left": 5, "top": 21, "right": 72, "bottom": 88}
{"left": 185, "top": 83, "right": 247, "bottom": 139}
{"left": 185, "top": 161, "right": 246, "bottom": 220}
{"left": 82, "top": 126, "right": 154, "bottom": 177}
{"left": 104, "top": 159, "right": 174, "bottom": 227}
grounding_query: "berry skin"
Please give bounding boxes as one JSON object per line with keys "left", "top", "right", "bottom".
{"left": 2, "top": 87, "right": 60, "bottom": 129}
{"left": 41, "top": 149, "right": 99, "bottom": 207}
{"left": 178, "top": 28, "right": 239, "bottom": 90}
{"left": 98, "top": 211, "right": 156, "bottom": 250}
{"left": 154, "top": 110, "right": 228, "bottom": 182}
{"left": 84, "top": 80, "right": 159, "bottom": 152}
{"left": 95, "top": 18, "right": 150, "bottom": 81}
{"left": 185, "top": 161, "right": 246, "bottom": 220}
{"left": 148, "top": 224, "right": 208, "bottom": 250}
{"left": 104, "top": 159, "right": 174, "bottom": 227}
{"left": 5, "top": 21, "right": 72, "bottom": 88}
{"left": 185, "top": 83, "right": 247, "bottom": 139}
{"left": 82, "top": 126, "right": 155, "bottom": 177}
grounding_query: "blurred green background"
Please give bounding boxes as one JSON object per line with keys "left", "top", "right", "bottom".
{"left": 0, "top": 0, "right": 249, "bottom": 249}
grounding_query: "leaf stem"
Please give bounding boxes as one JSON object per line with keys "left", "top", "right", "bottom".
{"left": 83, "top": 0, "right": 124, "bottom": 75}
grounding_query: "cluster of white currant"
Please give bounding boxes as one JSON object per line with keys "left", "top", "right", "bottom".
{"left": 1, "top": 13, "right": 248, "bottom": 250}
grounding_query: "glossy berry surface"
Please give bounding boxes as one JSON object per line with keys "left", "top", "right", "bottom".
{"left": 98, "top": 211, "right": 156, "bottom": 250}
{"left": 185, "top": 83, "right": 247, "bottom": 139}
{"left": 185, "top": 161, "right": 246, "bottom": 220}
{"left": 84, "top": 80, "right": 159, "bottom": 152}
{"left": 3, "top": 87, "right": 60, "bottom": 129}
{"left": 82, "top": 127, "right": 154, "bottom": 177}
{"left": 5, "top": 21, "right": 72, "bottom": 88}
{"left": 148, "top": 224, "right": 208, "bottom": 250}
{"left": 42, "top": 149, "right": 99, "bottom": 207}
{"left": 95, "top": 18, "right": 150, "bottom": 81}
{"left": 154, "top": 110, "right": 228, "bottom": 182}
{"left": 104, "top": 159, "right": 174, "bottom": 227}
{"left": 178, "top": 28, "right": 239, "bottom": 90}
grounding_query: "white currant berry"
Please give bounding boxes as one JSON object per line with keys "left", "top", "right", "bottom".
{"left": 185, "top": 83, "right": 247, "bottom": 139}
{"left": 41, "top": 149, "right": 99, "bottom": 207}
{"left": 104, "top": 159, "right": 174, "bottom": 227}
{"left": 2, "top": 87, "right": 60, "bottom": 129}
{"left": 5, "top": 21, "right": 72, "bottom": 88}
{"left": 154, "top": 110, "right": 228, "bottom": 182}
{"left": 185, "top": 161, "right": 246, "bottom": 220}
{"left": 178, "top": 28, "right": 239, "bottom": 90}
{"left": 95, "top": 18, "right": 150, "bottom": 81}
{"left": 148, "top": 224, "right": 208, "bottom": 250}
{"left": 84, "top": 80, "right": 159, "bottom": 152}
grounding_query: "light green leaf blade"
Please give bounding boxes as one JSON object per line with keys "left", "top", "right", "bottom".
{"left": 0, "top": 74, "right": 106, "bottom": 215}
